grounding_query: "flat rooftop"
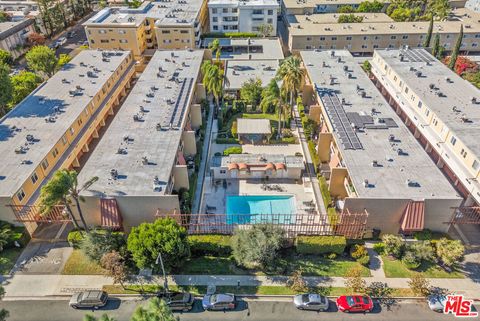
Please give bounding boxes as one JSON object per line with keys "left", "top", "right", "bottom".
{"left": 85, "top": 0, "right": 204, "bottom": 27}
{"left": 224, "top": 59, "right": 279, "bottom": 91}
{"left": 79, "top": 49, "right": 204, "bottom": 197}
{"left": 212, "top": 154, "right": 304, "bottom": 168}
{"left": 288, "top": 8, "right": 480, "bottom": 35}
{"left": 0, "top": 50, "right": 131, "bottom": 197}
{"left": 203, "top": 38, "right": 284, "bottom": 60}
{"left": 209, "top": 0, "right": 278, "bottom": 7}
{"left": 301, "top": 50, "right": 459, "bottom": 199}
{"left": 286, "top": 12, "right": 393, "bottom": 25}
{"left": 237, "top": 118, "right": 271, "bottom": 134}
{"left": 375, "top": 48, "right": 480, "bottom": 157}
{"left": 283, "top": 0, "right": 387, "bottom": 10}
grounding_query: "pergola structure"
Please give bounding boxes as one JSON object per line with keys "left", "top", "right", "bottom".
{"left": 8, "top": 204, "right": 70, "bottom": 223}
{"left": 447, "top": 206, "right": 480, "bottom": 225}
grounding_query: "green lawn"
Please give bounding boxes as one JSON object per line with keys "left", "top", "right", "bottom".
{"left": 104, "top": 284, "right": 418, "bottom": 297}
{"left": 381, "top": 255, "right": 464, "bottom": 278}
{"left": 176, "top": 254, "right": 370, "bottom": 277}
{"left": 0, "top": 247, "right": 24, "bottom": 274}
{"left": 62, "top": 249, "right": 105, "bottom": 275}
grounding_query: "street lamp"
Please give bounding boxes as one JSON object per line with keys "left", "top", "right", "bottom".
{"left": 156, "top": 252, "right": 169, "bottom": 294}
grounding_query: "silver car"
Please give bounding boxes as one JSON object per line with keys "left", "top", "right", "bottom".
{"left": 427, "top": 294, "right": 448, "bottom": 313}
{"left": 294, "top": 294, "right": 329, "bottom": 311}
{"left": 69, "top": 290, "right": 108, "bottom": 309}
{"left": 202, "top": 293, "right": 236, "bottom": 311}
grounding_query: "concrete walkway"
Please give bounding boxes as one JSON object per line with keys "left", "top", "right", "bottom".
{"left": 292, "top": 104, "right": 326, "bottom": 215}
{"left": 191, "top": 101, "right": 215, "bottom": 214}
{"left": 365, "top": 242, "right": 386, "bottom": 278}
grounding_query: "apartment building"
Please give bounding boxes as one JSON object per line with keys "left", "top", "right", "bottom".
{"left": 0, "top": 50, "right": 135, "bottom": 233}
{"left": 77, "top": 50, "right": 207, "bottom": 231}
{"left": 301, "top": 50, "right": 461, "bottom": 234}
{"left": 281, "top": 0, "right": 389, "bottom": 15}
{"left": 286, "top": 9, "right": 480, "bottom": 53}
{"left": 0, "top": 18, "right": 34, "bottom": 59}
{"left": 371, "top": 47, "right": 480, "bottom": 208}
{"left": 202, "top": 37, "right": 284, "bottom": 60}
{"left": 208, "top": 0, "right": 279, "bottom": 35}
{"left": 84, "top": 0, "right": 208, "bottom": 57}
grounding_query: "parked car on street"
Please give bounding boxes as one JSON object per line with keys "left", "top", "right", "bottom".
{"left": 336, "top": 295, "right": 373, "bottom": 313}
{"left": 67, "top": 31, "right": 76, "bottom": 38}
{"left": 69, "top": 290, "right": 108, "bottom": 309}
{"left": 427, "top": 294, "right": 448, "bottom": 313}
{"left": 294, "top": 293, "right": 329, "bottom": 311}
{"left": 160, "top": 292, "right": 195, "bottom": 311}
{"left": 56, "top": 37, "right": 67, "bottom": 46}
{"left": 202, "top": 293, "right": 236, "bottom": 311}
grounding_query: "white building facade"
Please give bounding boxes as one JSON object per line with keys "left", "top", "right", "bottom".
{"left": 208, "top": 0, "right": 278, "bottom": 35}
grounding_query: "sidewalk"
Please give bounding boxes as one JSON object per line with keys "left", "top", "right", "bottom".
{"left": 3, "top": 273, "right": 479, "bottom": 300}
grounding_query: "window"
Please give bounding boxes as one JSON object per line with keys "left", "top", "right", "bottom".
{"left": 362, "top": 44, "right": 368, "bottom": 48}
{"left": 69, "top": 127, "right": 74, "bottom": 135}
{"left": 390, "top": 36, "right": 396, "bottom": 40}
{"left": 306, "top": 37, "right": 311, "bottom": 41}
{"left": 220, "top": 170, "right": 226, "bottom": 174}
{"left": 119, "top": 30, "right": 126, "bottom": 34}
{"left": 476, "top": 34, "right": 480, "bottom": 38}
{"left": 425, "top": 109, "right": 429, "bottom": 116}
{"left": 213, "top": 25, "right": 218, "bottom": 31}
{"left": 223, "top": 25, "right": 228, "bottom": 30}
{"left": 331, "top": 37, "right": 337, "bottom": 41}
{"left": 268, "top": 9, "right": 273, "bottom": 15}
{"left": 373, "top": 44, "right": 379, "bottom": 48}
{"left": 17, "top": 190, "right": 26, "bottom": 202}
{"left": 77, "top": 119, "right": 83, "bottom": 126}
{"left": 346, "top": 36, "right": 352, "bottom": 40}
{"left": 405, "top": 87, "right": 409, "bottom": 94}
{"left": 31, "top": 172, "right": 38, "bottom": 184}
{"left": 417, "top": 101, "right": 422, "bottom": 108}
{"left": 253, "top": 9, "right": 263, "bottom": 14}
{"left": 232, "top": 8, "right": 237, "bottom": 13}
{"left": 402, "top": 35, "right": 408, "bottom": 39}
{"left": 320, "top": 37, "right": 325, "bottom": 40}
{"left": 180, "top": 30, "right": 188, "bottom": 34}
{"left": 62, "top": 136, "right": 67, "bottom": 145}
{"left": 41, "top": 159, "right": 49, "bottom": 170}
{"left": 212, "top": 17, "right": 218, "bottom": 22}
{"left": 100, "top": 40, "right": 109, "bottom": 43}
{"left": 473, "top": 160, "right": 479, "bottom": 170}
{"left": 99, "top": 29, "right": 106, "bottom": 34}
{"left": 52, "top": 148, "right": 58, "bottom": 158}
{"left": 212, "top": 8, "right": 217, "bottom": 13}
{"left": 267, "top": 18, "right": 273, "bottom": 23}
{"left": 363, "top": 36, "right": 368, "bottom": 40}
{"left": 394, "top": 76, "right": 397, "bottom": 81}
{"left": 461, "top": 149, "right": 467, "bottom": 158}
{"left": 223, "top": 8, "right": 228, "bottom": 13}
{"left": 162, "top": 30, "right": 170, "bottom": 34}
{"left": 306, "top": 45, "right": 312, "bottom": 49}
{"left": 450, "top": 136, "right": 457, "bottom": 146}
{"left": 119, "top": 39, "right": 128, "bottom": 43}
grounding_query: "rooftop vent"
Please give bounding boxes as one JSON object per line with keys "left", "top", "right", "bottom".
{"left": 110, "top": 169, "right": 118, "bottom": 179}
{"left": 415, "top": 71, "right": 422, "bottom": 77}
{"left": 133, "top": 114, "right": 142, "bottom": 122}
{"left": 363, "top": 179, "right": 369, "bottom": 187}
{"left": 156, "top": 123, "right": 162, "bottom": 131}
{"left": 26, "top": 134, "right": 34, "bottom": 142}
{"left": 153, "top": 176, "right": 162, "bottom": 192}
{"left": 372, "top": 160, "right": 379, "bottom": 167}
{"left": 14, "top": 146, "right": 27, "bottom": 154}
{"left": 471, "top": 97, "right": 478, "bottom": 104}
{"left": 330, "top": 50, "right": 335, "bottom": 57}
{"left": 406, "top": 179, "right": 420, "bottom": 187}
{"left": 388, "top": 134, "right": 395, "bottom": 142}
{"left": 142, "top": 156, "right": 148, "bottom": 165}
{"left": 445, "top": 77, "right": 452, "bottom": 83}
{"left": 429, "top": 83, "right": 435, "bottom": 89}
{"left": 117, "top": 148, "right": 126, "bottom": 154}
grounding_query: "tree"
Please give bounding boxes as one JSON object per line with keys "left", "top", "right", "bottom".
{"left": 201, "top": 60, "right": 224, "bottom": 109}
{"left": 208, "top": 38, "right": 221, "bottom": 62}
{"left": 0, "top": 286, "right": 8, "bottom": 321}
{"left": 99, "top": 0, "right": 108, "bottom": 8}
{"left": 258, "top": 23, "right": 274, "bottom": 37}
{"left": 81, "top": 229, "right": 126, "bottom": 262}
{"left": 40, "top": 169, "right": 98, "bottom": 232}
{"left": 57, "top": 54, "right": 72, "bottom": 69}
{"left": 0, "top": 224, "right": 13, "bottom": 252}
{"left": 337, "top": 14, "right": 363, "bottom": 23}
{"left": 84, "top": 314, "right": 116, "bottom": 321}
{"left": 131, "top": 297, "right": 177, "bottom": 321}
{"left": 362, "top": 60, "right": 372, "bottom": 73}
{"left": 0, "top": 50, "right": 12, "bottom": 66}
{"left": 0, "top": 63, "right": 12, "bottom": 116}
{"left": 356, "top": 0, "right": 384, "bottom": 13}
{"left": 344, "top": 266, "right": 366, "bottom": 293}
{"left": 127, "top": 218, "right": 190, "bottom": 270}
{"left": 337, "top": 5, "right": 354, "bottom": 13}
{"left": 424, "top": 16, "right": 433, "bottom": 47}
{"left": 287, "top": 270, "right": 308, "bottom": 292}
{"left": 27, "top": 32, "right": 46, "bottom": 46}
{"left": 408, "top": 273, "right": 430, "bottom": 296}
{"left": 10, "top": 71, "right": 42, "bottom": 106}
{"left": 381, "top": 234, "right": 404, "bottom": 258}
{"left": 277, "top": 55, "right": 305, "bottom": 112}
{"left": 426, "top": 0, "right": 451, "bottom": 20}
{"left": 26, "top": 45, "right": 58, "bottom": 77}
{"left": 0, "top": 12, "right": 10, "bottom": 23}
{"left": 260, "top": 79, "right": 280, "bottom": 114}
{"left": 432, "top": 33, "right": 441, "bottom": 58}
{"left": 101, "top": 251, "right": 128, "bottom": 289}
{"left": 436, "top": 238, "right": 465, "bottom": 268}
{"left": 366, "top": 282, "right": 395, "bottom": 309}
{"left": 448, "top": 24, "right": 463, "bottom": 71}
{"left": 231, "top": 120, "right": 238, "bottom": 137}
{"left": 240, "top": 78, "right": 263, "bottom": 108}
{"left": 408, "top": 241, "right": 435, "bottom": 262}
{"left": 231, "top": 224, "right": 285, "bottom": 271}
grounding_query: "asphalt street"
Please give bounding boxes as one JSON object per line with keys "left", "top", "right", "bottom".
{"left": 0, "top": 298, "right": 477, "bottom": 321}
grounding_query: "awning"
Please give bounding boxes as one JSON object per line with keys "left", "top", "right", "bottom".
{"left": 100, "top": 198, "right": 123, "bottom": 230}
{"left": 400, "top": 201, "right": 425, "bottom": 232}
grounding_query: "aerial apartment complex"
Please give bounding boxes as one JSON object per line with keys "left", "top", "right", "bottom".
{"left": 208, "top": 0, "right": 279, "bottom": 35}
{"left": 77, "top": 50, "right": 206, "bottom": 231}
{"left": 281, "top": 0, "right": 389, "bottom": 15}
{"left": 0, "top": 18, "right": 35, "bottom": 59}
{"left": 371, "top": 47, "right": 480, "bottom": 208}
{"left": 301, "top": 50, "right": 461, "bottom": 234}
{"left": 285, "top": 9, "right": 480, "bottom": 53}
{"left": 0, "top": 50, "right": 135, "bottom": 233}
{"left": 84, "top": 0, "right": 208, "bottom": 58}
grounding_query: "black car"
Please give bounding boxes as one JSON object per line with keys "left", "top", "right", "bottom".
{"left": 160, "top": 292, "right": 195, "bottom": 311}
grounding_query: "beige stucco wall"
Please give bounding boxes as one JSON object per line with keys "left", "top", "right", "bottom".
{"left": 212, "top": 168, "right": 302, "bottom": 180}
{"left": 182, "top": 131, "right": 197, "bottom": 156}
{"left": 190, "top": 104, "right": 203, "bottom": 129}
{"left": 173, "top": 165, "right": 190, "bottom": 191}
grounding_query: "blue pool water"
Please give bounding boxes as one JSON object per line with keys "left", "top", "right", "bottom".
{"left": 226, "top": 195, "right": 296, "bottom": 224}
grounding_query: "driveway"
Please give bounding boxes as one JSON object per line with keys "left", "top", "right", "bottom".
{"left": 12, "top": 241, "right": 72, "bottom": 275}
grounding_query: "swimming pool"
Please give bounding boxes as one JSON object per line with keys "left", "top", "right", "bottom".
{"left": 226, "top": 195, "right": 296, "bottom": 224}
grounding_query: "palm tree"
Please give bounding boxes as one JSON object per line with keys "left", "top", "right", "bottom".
{"left": 131, "top": 298, "right": 177, "bottom": 321}
{"left": 276, "top": 55, "right": 305, "bottom": 114}
{"left": 83, "top": 314, "right": 116, "bottom": 321}
{"left": 208, "top": 38, "right": 221, "bottom": 62}
{"left": 201, "top": 60, "right": 224, "bottom": 110}
{"left": 40, "top": 169, "right": 98, "bottom": 232}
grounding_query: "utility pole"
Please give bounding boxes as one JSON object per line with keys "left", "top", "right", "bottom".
{"left": 156, "top": 252, "right": 169, "bottom": 294}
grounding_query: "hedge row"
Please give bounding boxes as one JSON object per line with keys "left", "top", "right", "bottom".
{"left": 188, "top": 235, "right": 232, "bottom": 256}
{"left": 201, "top": 32, "right": 259, "bottom": 39}
{"left": 296, "top": 236, "right": 347, "bottom": 255}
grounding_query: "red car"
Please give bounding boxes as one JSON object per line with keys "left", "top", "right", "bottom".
{"left": 336, "top": 295, "right": 374, "bottom": 313}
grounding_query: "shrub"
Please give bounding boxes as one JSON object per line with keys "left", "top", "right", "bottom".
{"left": 127, "top": 218, "right": 190, "bottom": 271}
{"left": 188, "top": 235, "right": 232, "bottom": 256}
{"left": 216, "top": 137, "right": 239, "bottom": 144}
{"left": 67, "top": 230, "right": 84, "bottom": 248}
{"left": 402, "top": 250, "right": 421, "bottom": 269}
{"left": 214, "top": 152, "right": 222, "bottom": 156}
{"left": 408, "top": 273, "right": 431, "bottom": 297}
{"left": 373, "top": 242, "right": 385, "bottom": 255}
{"left": 344, "top": 266, "right": 366, "bottom": 293}
{"left": 435, "top": 238, "right": 465, "bottom": 268}
{"left": 223, "top": 146, "right": 242, "bottom": 155}
{"left": 327, "top": 252, "right": 337, "bottom": 260}
{"left": 408, "top": 241, "right": 435, "bottom": 262}
{"left": 81, "top": 229, "right": 127, "bottom": 262}
{"left": 296, "top": 236, "right": 346, "bottom": 255}
{"left": 357, "top": 255, "right": 370, "bottom": 266}
{"left": 231, "top": 224, "right": 285, "bottom": 271}
{"left": 287, "top": 270, "right": 308, "bottom": 292}
{"left": 381, "top": 234, "right": 404, "bottom": 258}
{"left": 201, "top": 32, "right": 259, "bottom": 39}
{"left": 413, "top": 229, "right": 432, "bottom": 240}
{"left": 350, "top": 244, "right": 368, "bottom": 259}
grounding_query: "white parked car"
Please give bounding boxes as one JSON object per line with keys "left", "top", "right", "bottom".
{"left": 56, "top": 37, "right": 67, "bottom": 46}
{"left": 427, "top": 294, "right": 448, "bottom": 313}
